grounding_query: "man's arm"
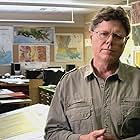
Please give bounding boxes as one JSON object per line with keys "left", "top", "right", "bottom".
{"left": 44, "top": 82, "right": 81, "bottom": 140}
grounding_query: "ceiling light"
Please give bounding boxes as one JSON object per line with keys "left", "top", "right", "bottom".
{"left": 0, "top": 19, "right": 74, "bottom": 24}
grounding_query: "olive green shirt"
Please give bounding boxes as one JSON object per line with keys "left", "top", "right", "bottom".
{"left": 45, "top": 62, "right": 140, "bottom": 140}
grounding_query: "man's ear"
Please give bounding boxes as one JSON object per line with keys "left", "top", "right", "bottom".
{"left": 89, "top": 31, "right": 93, "bottom": 40}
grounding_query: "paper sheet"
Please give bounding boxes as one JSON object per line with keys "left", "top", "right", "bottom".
{"left": 0, "top": 104, "right": 50, "bottom": 140}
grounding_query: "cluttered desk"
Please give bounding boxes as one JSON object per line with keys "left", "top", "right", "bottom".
{"left": 0, "top": 78, "right": 29, "bottom": 85}
{"left": 0, "top": 78, "right": 31, "bottom": 113}
{"left": 0, "top": 89, "right": 31, "bottom": 104}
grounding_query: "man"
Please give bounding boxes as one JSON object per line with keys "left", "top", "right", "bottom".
{"left": 45, "top": 6, "right": 140, "bottom": 140}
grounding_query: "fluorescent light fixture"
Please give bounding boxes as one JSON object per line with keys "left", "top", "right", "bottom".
{"left": 0, "top": 1, "right": 131, "bottom": 8}
{"left": 0, "top": 19, "right": 75, "bottom": 23}
{"left": 0, "top": 0, "right": 131, "bottom": 23}
{"left": 0, "top": 5, "right": 74, "bottom": 13}
{"left": 0, "top": 9, "right": 74, "bottom": 23}
{"left": 0, "top": 4, "right": 74, "bottom": 23}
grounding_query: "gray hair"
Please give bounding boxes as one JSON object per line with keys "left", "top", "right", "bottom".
{"left": 89, "top": 6, "right": 131, "bottom": 36}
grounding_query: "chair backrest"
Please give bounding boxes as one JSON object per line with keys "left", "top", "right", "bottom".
{"left": 43, "top": 68, "right": 65, "bottom": 85}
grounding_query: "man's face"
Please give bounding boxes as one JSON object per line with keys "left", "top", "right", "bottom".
{"left": 90, "top": 20, "right": 127, "bottom": 64}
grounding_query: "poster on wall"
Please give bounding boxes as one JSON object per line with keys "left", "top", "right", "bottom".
{"left": 133, "top": 49, "right": 140, "bottom": 67}
{"left": 132, "top": 1, "right": 140, "bottom": 46}
{"left": 0, "top": 26, "right": 13, "bottom": 64}
{"left": 55, "top": 33, "right": 83, "bottom": 62}
{"left": 132, "top": 1, "right": 140, "bottom": 24}
{"left": 14, "top": 27, "right": 54, "bottom": 45}
{"left": 132, "top": 25, "right": 140, "bottom": 46}
{"left": 18, "top": 44, "right": 50, "bottom": 63}
{"left": 131, "top": 1, "right": 140, "bottom": 67}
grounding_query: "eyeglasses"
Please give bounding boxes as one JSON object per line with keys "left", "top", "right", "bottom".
{"left": 93, "top": 30, "right": 128, "bottom": 43}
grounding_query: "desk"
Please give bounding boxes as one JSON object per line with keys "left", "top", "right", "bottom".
{"left": 0, "top": 79, "right": 44, "bottom": 105}
{"left": 0, "top": 99, "right": 31, "bottom": 114}
{"left": 0, "top": 79, "right": 29, "bottom": 95}
{"left": 0, "top": 79, "right": 31, "bottom": 113}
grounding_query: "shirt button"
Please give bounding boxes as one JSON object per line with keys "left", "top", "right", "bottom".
{"left": 105, "top": 124, "right": 108, "bottom": 128}
{"left": 104, "top": 103, "right": 108, "bottom": 108}
{"left": 83, "top": 114, "right": 86, "bottom": 118}
{"left": 83, "top": 113, "right": 88, "bottom": 118}
{"left": 100, "top": 84, "right": 104, "bottom": 88}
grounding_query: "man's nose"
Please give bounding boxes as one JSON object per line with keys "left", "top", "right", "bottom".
{"left": 105, "top": 34, "right": 113, "bottom": 44}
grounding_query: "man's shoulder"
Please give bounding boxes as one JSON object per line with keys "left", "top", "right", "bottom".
{"left": 66, "top": 68, "right": 78, "bottom": 73}
{"left": 59, "top": 68, "right": 77, "bottom": 81}
{"left": 60, "top": 65, "right": 88, "bottom": 81}
{"left": 121, "top": 63, "right": 140, "bottom": 73}
{"left": 122, "top": 63, "right": 139, "bottom": 69}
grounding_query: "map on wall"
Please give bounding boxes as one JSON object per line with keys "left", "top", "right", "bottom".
{"left": 132, "top": 25, "right": 140, "bottom": 46}
{"left": 55, "top": 33, "right": 83, "bottom": 62}
{"left": 14, "top": 27, "right": 54, "bottom": 45}
{"left": 18, "top": 44, "right": 50, "bottom": 62}
{"left": 132, "top": 1, "right": 140, "bottom": 24}
{"left": 131, "top": 1, "right": 140, "bottom": 67}
{"left": 0, "top": 26, "right": 13, "bottom": 64}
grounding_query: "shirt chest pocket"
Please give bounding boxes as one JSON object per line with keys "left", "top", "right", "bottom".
{"left": 120, "top": 100, "right": 140, "bottom": 139}
{"left": 66, "top": 103, "right": 93, "bottom": 134}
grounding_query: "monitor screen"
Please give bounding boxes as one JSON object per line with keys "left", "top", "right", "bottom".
{"left": 11, "top": 63, "right": 21, "bottom": 75}
{"left": 14, "top": 63, "right": 20, "bottom": 71}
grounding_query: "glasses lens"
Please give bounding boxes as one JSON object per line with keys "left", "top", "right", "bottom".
{"left": 94, "top": 31, "right": 126, "bottom": 43}
{"left": 98, "top": 31, "right": 109, "bottom": 40}
{"left": 113, "top": 33, "right": 125, "bottom": 41}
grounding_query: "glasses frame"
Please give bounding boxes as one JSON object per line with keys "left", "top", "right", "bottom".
{"left": 93, "top": 30, "right": 128, "bottom": 43}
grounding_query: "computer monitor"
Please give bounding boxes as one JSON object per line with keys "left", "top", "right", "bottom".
{"left": 11, "top": 63, "right": 21, "bottom": 75}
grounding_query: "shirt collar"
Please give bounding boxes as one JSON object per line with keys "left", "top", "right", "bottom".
{"left": 116, "top": 62, "right": 127, "bottom": 82}
{"left": 83, "top": 59, "right": 126, "bottom": 81}
{"left": 83, "top": 59, "right": 96, "bottom": 80}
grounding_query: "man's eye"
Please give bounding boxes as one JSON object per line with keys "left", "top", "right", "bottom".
{"left": 100, "top": 32, "right": 108, "bottom": 37}
{"left": 114, "top": 34, "right": 123, "bottom": 39}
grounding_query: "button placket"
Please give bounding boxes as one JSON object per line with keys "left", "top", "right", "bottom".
{"left": 101, "top": 83, "right": 104, "bottom": 88}
{"left": 103, "top": 84, "right": 111, "bottom": 133}
{"left": 100, "top": 82, "right": 105, "bottom": 93}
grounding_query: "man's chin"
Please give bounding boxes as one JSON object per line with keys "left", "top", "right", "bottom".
{"left": 101, "top": 56, "right": 116, "bottom": 63}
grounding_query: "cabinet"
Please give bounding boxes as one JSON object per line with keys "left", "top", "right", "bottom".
{"left": 0, "top": 82, "right": 29, "bottom": 95}
{"left": 29, "top": 79, "right": 44, "bottom": 104}
{"left": 0, "top": 82, "right": 30, "bottom": 113}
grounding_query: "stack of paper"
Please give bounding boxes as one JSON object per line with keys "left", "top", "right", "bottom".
{"left": 0, "top": 89, "right": 26, "bottom": 99}
{"left": 0, "top": 103, "right": 50, "bottom": 140}
{"left": 0, "top": 79, "right": 29, "bottom": 84}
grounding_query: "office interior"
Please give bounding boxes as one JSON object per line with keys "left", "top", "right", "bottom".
{"left": 0, "top": 0, "right": 139, "bottom": 111}
{"left": 0, "top": 0, "right": 140, "bottom": 139}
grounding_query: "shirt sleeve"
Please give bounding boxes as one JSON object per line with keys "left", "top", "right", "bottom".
{"left": 44, "top": 80, "right": 81, "bottom": 140}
